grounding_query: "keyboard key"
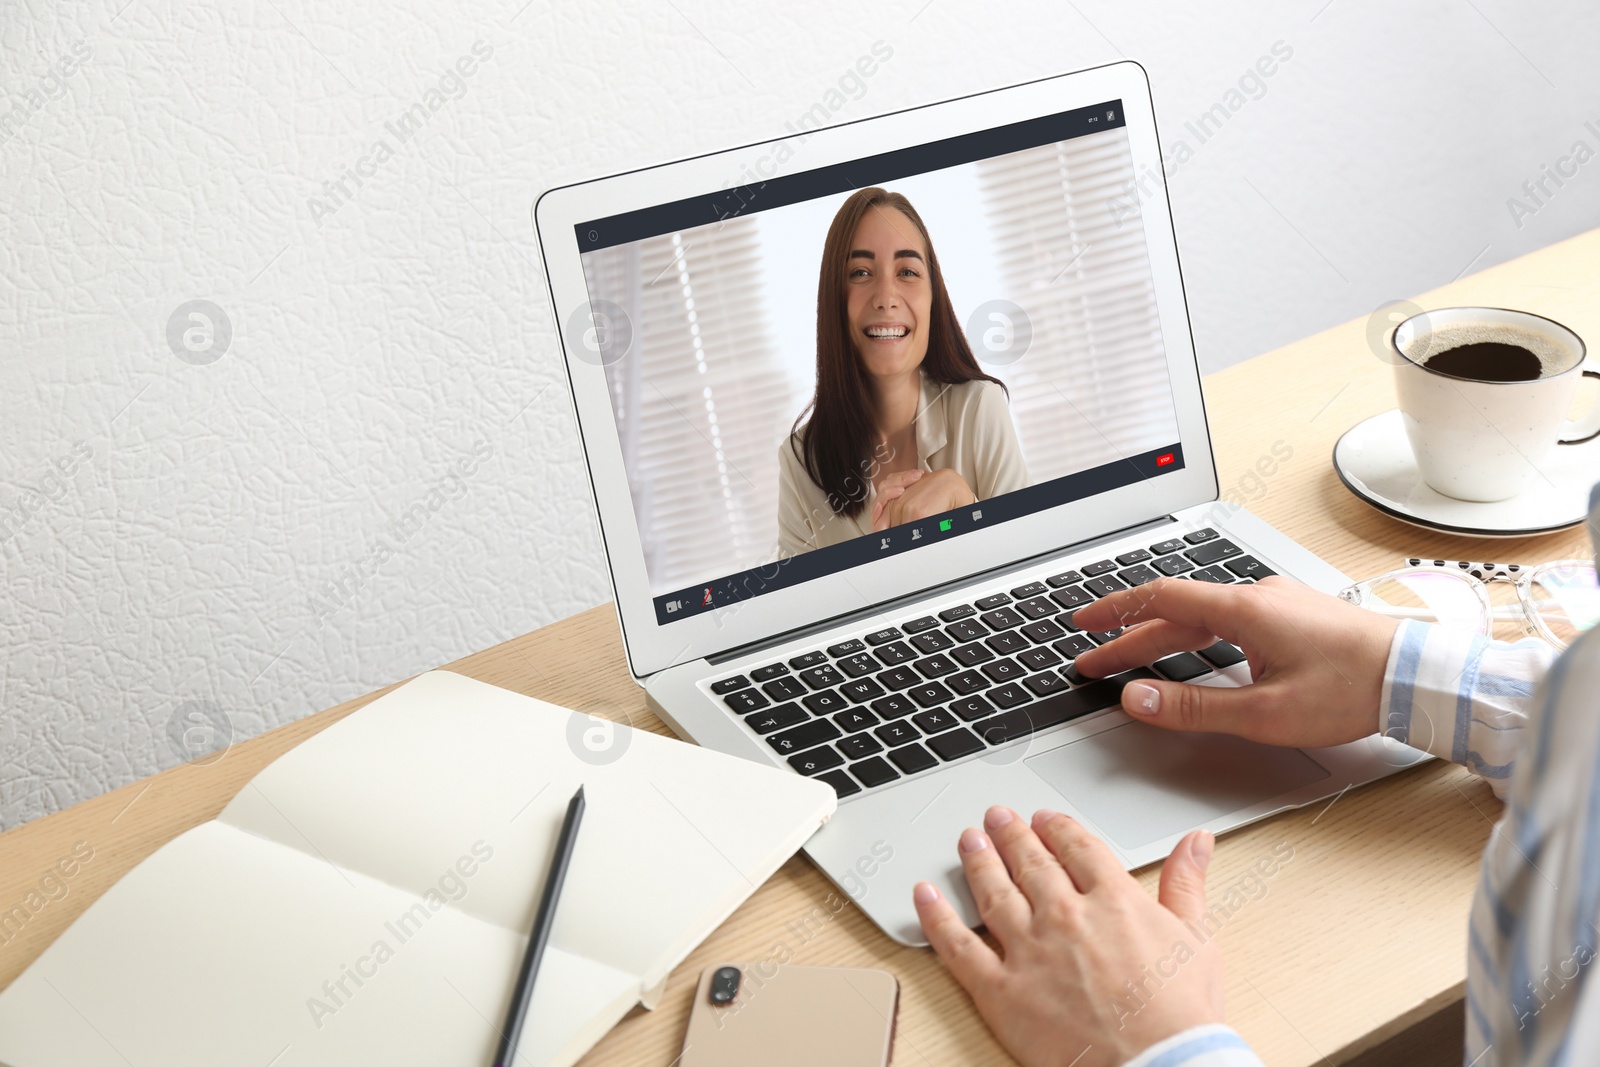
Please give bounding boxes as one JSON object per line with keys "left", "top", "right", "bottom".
{"left": 1150, "top": 538, "right": 1186, "bottom": 555}
{"left": 939, "top": 604, "right": 977, "bottom": 622}
{"left": 1154, "top": 554, "right": 1195, "bottom": 576}
{"left": 747, "top": 703, "right": 807, "bottom": 734}
{"left": 750, "top": 663, "right": 789, "bottom": 683}
{"left": 1015, "top": 596, "right": 1059, "bottom": 620}
{"left": 952, "top": 642, "right": 996, "bottom": 667}
{"left": 902, "top": 615, "right": 940, "bottom": 634}
{"left": 1020, "top": 619, "right": 1066, "bottom": 644}
{"left": 865, "top": 627, "right": 903, "bottom": 646}
{"left": 1154, "top": 653, "right": 1212, "bottom": 681}
{"left": 1082, "top": 559, "right": 1118, "bottom": 576}
{"left": 947, "top": 669, "right": 991, "bottom": 695}
{"left": 1024, "top": 671, "right": 1071, "bottom": 697}
{"left": 1053, "top": 634, "right": 1097, "bottom": 659}
{"left": 908, "top": 681, "right": 954, "bottom": 708}
{"left": 723, "top": 689, "right": 770, "bottom": 714}
{"left": 1119, "top": 564, "right": 1159, "bottom": 587}
{"left": 1046, "top": 569, "right": 1085, "bottom": 587}
{"left": 762, "top": 677, "right": 807, "bottom": 701}
{"left": 910, "top": 630, "right": 955, "bottom": 654}
{"left": 982, "top": 658, "right": 1027, "bottom": 683}
{"left": 1017, "top": 647, "right": 1064, "bottom": 672}
{"left": 878, "top": 666, "right": 922, "bottom": 691}
{"left": 874, "top": 720, "right": 920, "bottom": 746}
{"left": 827, "top": 639, "right": 866, "bottom": 657}
{"left": 837, "top": 733, "right": 885, "bottom": 760}
{"left": 1010, "top": 581, "right": 1048, "bottom": 599}
{"left": 950, "top": 694, "right": 997, "bottom": 721}
{"left": 789, "top": 747, "right": 844, "bottom": 775}
{"left": 979, "top": 606, "right": 1026, "bottom": 631}
{"left": 839, "top": 678, "right": 886, "bottom": 703}
{"left": 914, "top": 654, "right": 958, "bottom": 679}
{"left": 1062, "top": 663, "right": 1088, "bottom": 686}
{"left": 711, "top": 675, "right": 750, "bottom": 694}
{"left": 788, "top": 651, "right": 828, "bottom": 670}
{"left": 799, "top": 665, "right": 845, "bottom": 689}
{"left": 985, "top": 631, "right": 1030, "bottom": 655}
{"left": 832, "top": 707, "right": 878, "bottom": 732}
{"left": 849, "top": 756, "right": 900, "bottom": 788}
{"left": 988, "top": 682, "right": 1032, "bottom": 709}
{"left": 871, "top": 694, "right": 918, "bottom": 720}
{"left": 1187, "top": 539, "right": 1241, "bottom": 566}
{"left": 767, "top": 719, "right": 841, "bottom": 755}
{"left": 927, "top": 728, "right": 985, "bottom": 761}
{"left": 838, "top": 652, "right": 880, "bottom": 678}
{"left": 974, "top": 669, "right": 1157, "bottom": 746}
{"left": 802, "top": 690, "right": 849, "bottom": 715}
{"left": 1225, "top": 555, "right": 1276, "bottom": 580}
{"left": 974, "top": 593, "right": 1011, "bottom": 610}
{"left": 1184, "top": 527, "right": 1220, "bottom": 544}
{"left": 1084, "top": 575, "right": 1127, "bottom": 597}
{"left": 912, "top": 707, "right": 960, "bottom": 734}
{"left": 1190, "top": 565, "right": 1235, "bottom": 584}
{"left": 815, "top": 769, "right": 861, "bottom": 798}
{"left": 888, "top": 744, "right": 939, "bottom": 775}
{"left": 1199, "top": 641, "right": 1247, "bottom": 668}
{"left": 875, "top": 641, "right": 915, "bottom": 666}
{"left": 1115, "top": 549, "right": 1152, "bottom": 566}
{"left": 946, "top": 619, "right": 988, "bottom": 643}
{"left": 1088, "top": 629, "right": 1124, "bottom": 644}
{"left": 1050, "top": 585, "right": 1094, "bottom": 611}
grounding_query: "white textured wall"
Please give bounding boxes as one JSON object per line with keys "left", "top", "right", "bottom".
{"left": 4, "top": 0, "right": 1597, "bottom": 829}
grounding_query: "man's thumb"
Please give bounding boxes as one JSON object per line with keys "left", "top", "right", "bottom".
{"left": 1158, "top": 830, "right": 1213, "bottom": 922}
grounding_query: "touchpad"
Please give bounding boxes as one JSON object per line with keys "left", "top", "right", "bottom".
{"left": 1024, "top": 723, "right": 1330, "bottom": 851}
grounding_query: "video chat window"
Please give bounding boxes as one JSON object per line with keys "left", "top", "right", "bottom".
{"left": 576, "top": 103, "right": 1184, "bottom": 620}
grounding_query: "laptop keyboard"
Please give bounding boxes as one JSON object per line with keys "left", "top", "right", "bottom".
{"left": 706, "top": 528, "right": 1273, "bottom": 800}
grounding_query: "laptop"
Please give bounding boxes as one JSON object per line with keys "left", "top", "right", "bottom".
{"left": 533, "top": 60, "right": 1419, "bottom": 946}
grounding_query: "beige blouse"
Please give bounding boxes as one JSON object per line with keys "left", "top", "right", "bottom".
{"left": 776, "top": 373, "right": 1030, "bottom": 557}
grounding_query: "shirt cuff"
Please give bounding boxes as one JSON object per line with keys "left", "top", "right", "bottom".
{"left": 1120, "top": 1024, "right": 1264, "bottom": 1067}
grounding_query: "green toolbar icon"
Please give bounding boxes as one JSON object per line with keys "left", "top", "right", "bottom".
{"left": 939, "top": 519, "right": 953, "bottom": 532}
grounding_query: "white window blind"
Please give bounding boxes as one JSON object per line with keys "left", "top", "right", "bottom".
{"left": 585, "top": 218, "right": 793, "bottom": 594}
{"left": 974, "top": 128, "right": 1181, "bottom": 482}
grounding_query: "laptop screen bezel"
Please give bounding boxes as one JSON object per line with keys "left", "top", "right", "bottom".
{"left": 533, "top": 59, "right": 1219, "bottom": 681}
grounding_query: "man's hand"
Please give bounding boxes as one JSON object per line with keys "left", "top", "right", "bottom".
{"left": 1072, "top": 576, "right": 1398, "bottom": 748}
{"left": 871, "top": 467, "right": 975, "bottom": 531}
{"left": 915, "top": 806, "right": 1223, "bottom": 1067}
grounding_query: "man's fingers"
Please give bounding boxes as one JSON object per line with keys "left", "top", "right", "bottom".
{"left": 1074, "top": 620, "right": 1218, "bottom": 678}
{"left": 1030, "top": 810, "right": 1125, "bottom": 893}
{"left": 1070, "top": 577, "right": 1256, "bottom": 642}
{"left": 983, "top": 805, "right": 1071, "bottom": 908}
{"left": 1118, "top": 677, "right": 1290, "bottom": 743}
{"left": 913, "top": 881, "right": 1004, "bottom": 991}
{"left": 956, "top": 826, "right": 1032, "bottom": 946}
{"left": 1157, "top": 831, "right": 1214, "bottom": 923}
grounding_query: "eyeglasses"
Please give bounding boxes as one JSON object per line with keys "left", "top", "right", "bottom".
{"left": 1338, "top": 558, "right": 1600, "bottom": 650}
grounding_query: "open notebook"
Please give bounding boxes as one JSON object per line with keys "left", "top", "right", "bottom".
{"left": 0, "top": 671, "right": 835, "bottom": 1067}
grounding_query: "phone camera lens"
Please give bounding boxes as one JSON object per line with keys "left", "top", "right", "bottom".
{"left": 709, "top": 965, "right": 741, "bottom": 1005}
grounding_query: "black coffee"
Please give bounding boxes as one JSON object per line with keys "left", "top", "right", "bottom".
{"left": 1422, "top": 340, "right": 1544, "bottom": 382}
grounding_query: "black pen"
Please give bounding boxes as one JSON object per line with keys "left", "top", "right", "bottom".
{"left": 494, "top": 785, "right": 585, "bottom": 1067}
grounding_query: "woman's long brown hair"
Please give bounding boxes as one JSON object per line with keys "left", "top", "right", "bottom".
{"left": 791, "top": 187, "right": 1005, "bottom": 519}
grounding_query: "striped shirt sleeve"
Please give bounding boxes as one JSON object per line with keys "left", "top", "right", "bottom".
{"left": 1120, "top": 1024, "right": 1264, "bottom": 1067}
{"left": 1377, "top": 619, "right": 1557, "bottom": 798}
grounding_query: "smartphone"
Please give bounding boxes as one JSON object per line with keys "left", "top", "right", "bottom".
{"left": 678, "top": 962, "right": 899, "bottom": 1067}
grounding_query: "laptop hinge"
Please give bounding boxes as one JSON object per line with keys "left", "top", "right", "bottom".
{"left": 704, "top": 513, "right": 1180, "bottom": 666}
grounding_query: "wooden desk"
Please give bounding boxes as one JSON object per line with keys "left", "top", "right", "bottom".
{"left": 4, "top": 228, "right": 1597, "bottom": 1066}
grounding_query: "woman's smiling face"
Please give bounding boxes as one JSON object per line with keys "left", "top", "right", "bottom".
{"left": 845, "top": 206, "right": 932, "bottom": 382}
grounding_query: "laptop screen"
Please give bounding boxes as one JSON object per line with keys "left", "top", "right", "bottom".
{"left": 573, "top": 99, "right": 1184, "bottom": 625}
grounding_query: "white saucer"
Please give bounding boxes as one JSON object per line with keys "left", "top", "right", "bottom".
{"left": 1333, "top": 409, "right": 1598, "bottom": 537}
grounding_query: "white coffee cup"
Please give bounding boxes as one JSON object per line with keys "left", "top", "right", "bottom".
{"left": 1390, "top": 306, "right": 1600, "bottom": 502}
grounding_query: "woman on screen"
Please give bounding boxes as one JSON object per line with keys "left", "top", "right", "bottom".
{"left": 777, "top": 187, "right": 1029, "bottom": 556}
